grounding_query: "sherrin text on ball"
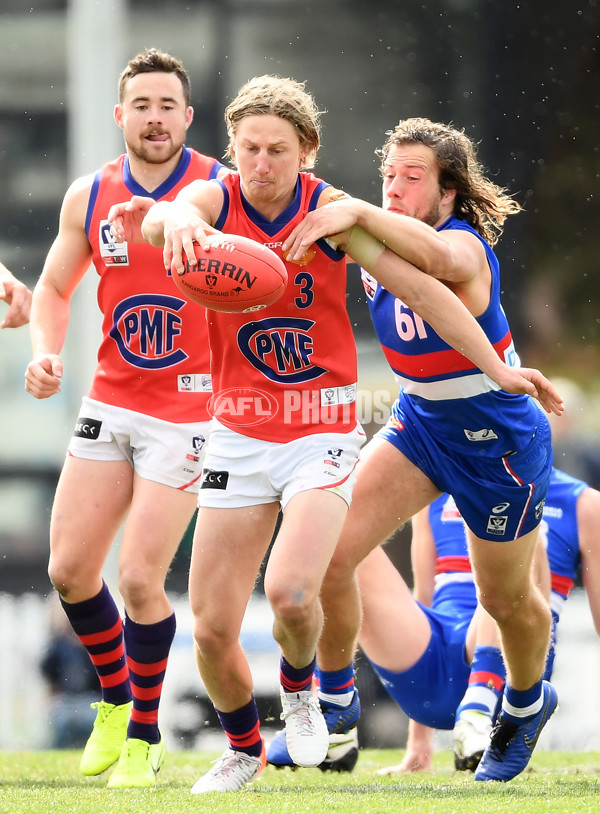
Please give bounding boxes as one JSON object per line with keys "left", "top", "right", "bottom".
{"left": 171, "top": 232, "right": 288, "bottom": 313}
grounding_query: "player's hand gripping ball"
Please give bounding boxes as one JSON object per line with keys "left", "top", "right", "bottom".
{"left": 171, "top": 233, "right": 288, "bottom": 313}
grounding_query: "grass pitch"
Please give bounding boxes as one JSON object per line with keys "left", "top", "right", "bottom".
{"left": 0, "top": 748, "right": 599, "bottom": 814}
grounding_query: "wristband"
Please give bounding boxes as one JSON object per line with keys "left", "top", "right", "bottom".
{"left": 342, "top": 226, "right": 386, "bottom": 270}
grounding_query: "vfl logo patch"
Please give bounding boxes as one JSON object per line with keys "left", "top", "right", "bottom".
{"left": 464, "top": 428, "right": 499, "bottom": 442}
{"left": 99, "top": 220, "right": 129, "bottom": 266}
{"left": 200, "top": 469, "right": 229, "bottom": 490}
{"left": 186, "top": 434, "right": 207, "bottom": 462}
{"left": 237, "top": 317, "right": 327, "bottom": 384}
{"left": 73, "top": 417, "right": 102, "bottom": 439}
{"left": 264, "top": 241, "right": 316, "bottom": 267}
{"left": 324, "top": 447, "right": 343, "bottom": 469}
{"left": 486, "top": 514, "right": 508, "bottom": 536}
{"left": 178, "top": 374, "right": 212, "bottom": 393}
{"left": 543, "top": 505, "right": 563, "bottom": 520}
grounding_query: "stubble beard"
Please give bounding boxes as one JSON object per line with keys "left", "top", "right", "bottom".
{"left": 127, "top": 138, "right": 183, "bottom": 166}
{"left": 421, "top": 198, "right": 443, "bottom": 228}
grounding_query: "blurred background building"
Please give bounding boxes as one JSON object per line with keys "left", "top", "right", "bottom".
{"left": 1, "top": 0, "right": 599, "bottom": 751}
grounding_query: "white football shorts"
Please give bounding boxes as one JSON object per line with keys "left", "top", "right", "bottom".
{"left": 67, "top": 397, "right": 211, "bottom": 492}
{"left": 198, "top": 419, "right": 366, "bottom": 509}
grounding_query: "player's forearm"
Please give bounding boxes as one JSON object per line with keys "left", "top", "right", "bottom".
{"left": 349, "top": 226, "right": 507, "bottom": 384}
{"left": 141, "top": 201, "right": 172, "bottom": 247}
{"left": 406, "top": 718, "right": 435, "bottom": 752}
{"left": 402, "top": 718, "right": 435, "bottom": 771}
{"left": 29, "top": 283, "right": 70, "bottom": 356}
{"left": 141, "top": 200, "right": 207, "bottom": 248}
{"left": 353, "top": 202, "right": 451, "bottom": 276}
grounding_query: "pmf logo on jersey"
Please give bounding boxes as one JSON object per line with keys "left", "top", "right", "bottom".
{"left": 237, "top": 317, "right": 327, "bottom": 384}
{"left": 110, "top": 294, "right": 189, "bottom": 369}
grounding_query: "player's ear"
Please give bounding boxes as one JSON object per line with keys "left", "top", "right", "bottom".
{"left": 185, "top": 106, "right": 194, "bottom": 130}
{"left": 114, "top": 104, "right": 124, "bottom": 130}
{"left": 442, "top": 186, "right": 457, "bottom": 204}
{"left": 299, "top": 148, "right": 309, "bottom": 169}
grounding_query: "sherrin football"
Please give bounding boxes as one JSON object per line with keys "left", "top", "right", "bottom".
{"left": 171, "top": 233, "right": 288, "bottom": 313}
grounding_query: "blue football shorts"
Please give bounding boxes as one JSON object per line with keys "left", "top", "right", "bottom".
{"left": 368, "top": 603, "right": 472, "bottom": 730}
{"left": 377, "top": 401, "right": 553, "bottom": 541}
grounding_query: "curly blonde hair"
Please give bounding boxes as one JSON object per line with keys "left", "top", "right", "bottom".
{"left": 224, "top": 75, "right": 323, "bottom": 169}
{"left": 377, "top": 117, "right": 521, "bottom": 246}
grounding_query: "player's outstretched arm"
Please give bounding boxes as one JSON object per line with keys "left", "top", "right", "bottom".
{"left": 283, "top": 198, "right": 362, "bottom": 260}
{"left": 137, "top": 180, "right": 223, "bottom": 274}
{"left": 284, "top": 196, "right": 448, "bottom": 276}
{"left": 341, "top": 227, "right": 564, "bottom": 416}
{"left": 25, "top": 177, "right": 92, "bottom": 399}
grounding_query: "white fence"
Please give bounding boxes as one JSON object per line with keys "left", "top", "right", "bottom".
{"left": 0, "top": 589, "right": 598, "bottom": 752}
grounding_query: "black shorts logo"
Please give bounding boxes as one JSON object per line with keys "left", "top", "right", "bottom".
{"left": 200, "top": 469, "right": 229, "bottom": 490}
{"left": 73, "top": 417, "right": 102, "bottom": 439}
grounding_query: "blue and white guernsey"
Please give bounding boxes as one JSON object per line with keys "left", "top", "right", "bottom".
{"left": 362, "top": 215, "right": 540, "bottom": 457}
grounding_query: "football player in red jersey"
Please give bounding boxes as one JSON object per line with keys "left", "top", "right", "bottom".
{"left": 24, "top": 49, "right": 227, "bottom": 788}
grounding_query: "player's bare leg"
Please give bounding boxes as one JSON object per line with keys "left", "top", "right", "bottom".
{"left": 469, "top": 528, "right": 557, "bottom": 781}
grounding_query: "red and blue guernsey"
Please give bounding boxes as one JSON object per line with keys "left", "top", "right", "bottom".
{"left": 86, "top": 147, "right": 224, "bottom": 423}
{"left": 541, "top": 467, "right": 588, "bottom": 618}
{"left": 206, "top": 172, "right": 358, "bottom": 443}
{"left": 427, "top": 493, "right": 477, "bottom": 618}
{"left": 362, "top": 215, "right": 540, "bottom": 457}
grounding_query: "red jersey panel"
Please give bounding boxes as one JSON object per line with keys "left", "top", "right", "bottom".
{"left": 208, "top": 172, "right": 358, "bottom": 442}
{"left": 86, "top": 148, "right": 223, "bottom": 422}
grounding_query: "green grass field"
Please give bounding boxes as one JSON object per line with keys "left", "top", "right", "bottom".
{"left": 1, "top": 749, "right": 599, "bottom": 814}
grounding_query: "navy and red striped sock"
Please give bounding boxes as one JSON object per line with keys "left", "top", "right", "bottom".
{"left": 123, "top": 611, "right": 176, "bottom": 744}
{"left": 59, "top": 581, "right": 131, "bottom": 706}
{"left": 279, "top": 655, "right": 316, "bottom": 694}
{"left": 216, "top": 697, "right": 263, "bottom": 757}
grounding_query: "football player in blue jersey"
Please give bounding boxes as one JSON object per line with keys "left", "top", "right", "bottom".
{"left": 281, "top": 117, "right": 564, "bottom": 782}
